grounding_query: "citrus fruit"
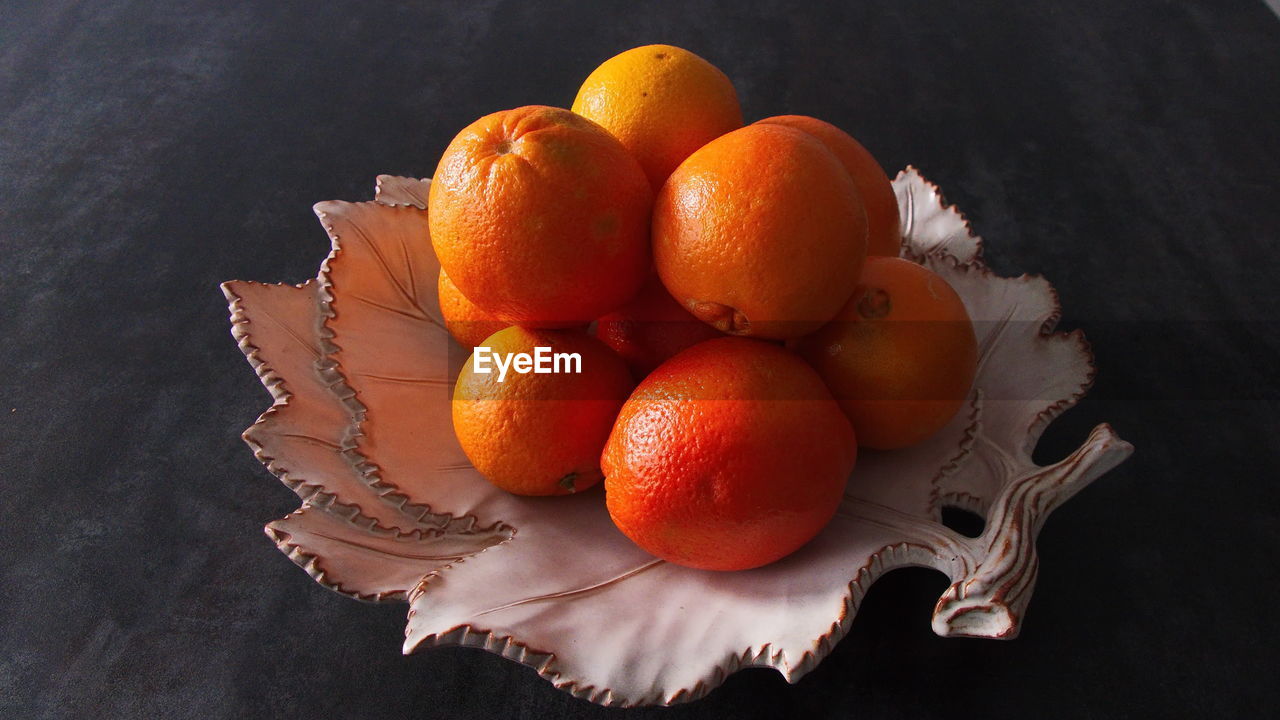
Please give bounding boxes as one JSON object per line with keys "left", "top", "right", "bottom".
{"left": 429, "top": 105, "right": 652, "bottom": 328}
{"left": 594, "top": 274, "right": 724, "bottom": 378}
{"left": 602, "top": 337, "right": 857, "bottom": 570}
{"left": 453, "top": 326, "right": 634, "bottom": 496}
{"left": 795, "top": 257, "right": 978, "bottom": 450}
{"left": 653, "top": 123, "right": 868, "bottom": 340}
{"left": 438, "top": 268, "right": 507, "bottom": 348}
{"left": 755, "top": 115, "right": 901, "bottom": 257}
{"left": 572, "top": 44, "right": 743, "bottom": 189}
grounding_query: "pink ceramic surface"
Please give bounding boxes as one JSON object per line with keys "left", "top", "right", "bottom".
{"left": 222, "top": 169, "right": 1132, "bottom": 706}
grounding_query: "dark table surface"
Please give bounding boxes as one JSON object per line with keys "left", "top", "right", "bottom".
{"left": 3, "top": 1, "right": 1279, "bottom": 717}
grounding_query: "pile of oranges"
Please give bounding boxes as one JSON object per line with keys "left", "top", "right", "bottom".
{"left": 432, "top": 45, "right": 978, "bottom": 571}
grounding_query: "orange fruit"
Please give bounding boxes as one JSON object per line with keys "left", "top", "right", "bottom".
{"left": 602, "top": 337, "right": 857, "bottom": 570}
{"left": 653, "top": 123, "right": 868, "bottom": 340}
{"left": 438, "top": 268, "right": 506, "bottom": 348}
{"left": 429, "top": 105, "right": 652, "bottom": 328}
{"left": 795, "top": 257, "right": 978, "bottom": 450}
{"left": 755, "top": 115, "right": 901, "bottom": 257}
{"left": 594, "top": 273, "right": 724, "bottom": 378}
{"left": 453, "top": 327, "right": 634, "bottom": 496}
{"left": 572, "top": 44, "right": 742, "bottom": 189}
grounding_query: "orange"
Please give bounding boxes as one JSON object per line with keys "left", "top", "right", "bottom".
{"left": 453, "top": 327, "right": 634, "bottom": 496}
{"left": 755, "top": 115, "right": 901, "bottom": 257}
{"left": 594, "top": 273, "right": 724, "bottom": 378}
{"left": 572, "top": 44, "right": 742, "bottom": 189}
{"left": 438, "top": 268, "right": 506, "bottom": 348}
{"left": 653, "top": 123, "right": 868, "bottom": 340}
{"left": 795, "top": 257, "right": 978, "bottom": 450}
{"left": 429, "top": 105, "right": 652, "bottom": 328}
{"left": 602, "top": 337, "right": 857, "bottom": 570}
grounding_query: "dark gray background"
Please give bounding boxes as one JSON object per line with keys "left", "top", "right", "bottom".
{"left": 3, "top": 1, "right": 1278, "bottom": 717}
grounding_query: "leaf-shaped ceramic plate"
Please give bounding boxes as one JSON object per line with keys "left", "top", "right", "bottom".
{"left": 222, "top": 168, "right": 1133, "bottom": 706}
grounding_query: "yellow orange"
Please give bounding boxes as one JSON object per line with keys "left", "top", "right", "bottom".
{"left": 572, "top": 44, "right": 742, "bottom": 189}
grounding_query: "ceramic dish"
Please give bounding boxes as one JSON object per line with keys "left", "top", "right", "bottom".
{"left": 222, "top": 168, "right": 1132, "bottom": 706}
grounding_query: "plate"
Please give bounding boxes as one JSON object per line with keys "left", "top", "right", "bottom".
{"left": 221, "top": 168, "right": 1133, "bottom": 706}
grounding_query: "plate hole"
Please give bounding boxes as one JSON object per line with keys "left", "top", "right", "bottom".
{"left": 941, "top": 506, "right": 985, "bottom": 538}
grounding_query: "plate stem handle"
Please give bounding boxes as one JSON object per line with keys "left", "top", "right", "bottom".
{"left": 930, "top": 423, "right": 1133, "bottom": 638}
